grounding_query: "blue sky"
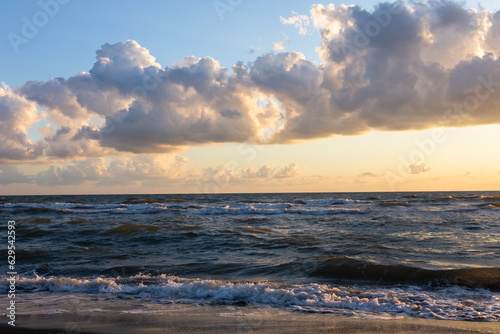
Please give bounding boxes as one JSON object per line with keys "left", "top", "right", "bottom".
{"left": 2, "top": 0, "right": 498, "bottom": 86}
{"left": 6, "top": 0, "right": 497, "bottom": 85}
{"left": 1, "top": 0, "right": 500, "bottom": 194}
{"left": 1, "top": 0, "right": 323, "bottom": 85}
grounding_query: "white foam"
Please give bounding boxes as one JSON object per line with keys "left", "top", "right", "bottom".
{"left": 302, "top": 199, "right": 366, "bottom": 205}
{"left": 2, "top": 199, "right": 370, "bottom": 216}
{"left": 3, "top": 274, "right": 499, "bottom": 321}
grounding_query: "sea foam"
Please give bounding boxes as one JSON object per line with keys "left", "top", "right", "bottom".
{"left": 2, "top": 274, "right": 499, "bottom": 321}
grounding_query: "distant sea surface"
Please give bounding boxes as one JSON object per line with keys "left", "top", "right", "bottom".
{"left": 1, "top": 192, "right": 500, "bottom": 321}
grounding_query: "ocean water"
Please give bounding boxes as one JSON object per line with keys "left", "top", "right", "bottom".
{"left": 1, "top": 192, "right": 500, "bottom": 322}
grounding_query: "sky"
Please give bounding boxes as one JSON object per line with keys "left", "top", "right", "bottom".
{"left": 0, "top": 0, "right": 500, "bottom": 195}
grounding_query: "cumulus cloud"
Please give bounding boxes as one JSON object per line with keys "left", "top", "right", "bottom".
{"left": 34, "top": 155, "right": 190, "bottom": 186}
{"left": 0, "top": 165, "right": 33, "bottom": 185}
{"left": 0, "top": 1, "right": 499, "bottom": 164}
{"left": 358, "top": 172, "right": 382, "bottom": 177}
{"left": 280, "top": 11, "right": 312, "bottom": 35}
{"left": 32, "top": 154, "right": 299, "bottom": 187}
{"left": 0, "top": 84, "right": 45, "bottom": 161}
{"left": 273, "top": 162, "right": 299, "bottom": 178}
{"left": 272, "top": 1, "right": 500, "bottom": 142}
{"left": 408, "top": 162, "right": 431, "bottom": 174}
{"left": 35, "top": 158, "right": 107, "bottom": 186}
{"left": 18, "top": 41, "right": 283, "bottom": 156}
{"left": 273, "top": 37, "right": 290, "bottom": 51}
{"left": 239, "top": 163, "right": 298, "bottom": 179}
{"left": 103, "top": 154, "right": 190, "bottom": 186}
{"left": 201, "top": 162, "right": 299, "bottom": 186}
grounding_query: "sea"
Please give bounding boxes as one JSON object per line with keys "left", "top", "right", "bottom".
{"left": 1, "top": 191, "right": 500, "bottom": 323}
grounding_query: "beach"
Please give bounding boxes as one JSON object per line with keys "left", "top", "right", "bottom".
{"left": 3, "top": 303, "right": 500, "bottom": 334}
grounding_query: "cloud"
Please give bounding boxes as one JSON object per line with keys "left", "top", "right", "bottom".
{"left": 0, "top": 165, "right": 33, "bottom": 185}
{"left": 0, "top": 84, "right": 45, "bottom": 161}
{"left": 241, "top": 165, "right": 273, "bottom": 178}
{"left": 408, "top": 162, "right": 431, "bottom": 174}
{"left": 201, "top": 162, "right": 299, "bottom": 186}
{"left": 0, "top": 1, "right": 499, "bottom": 163}
{"left": 18, "top": 41, "right": 283, "bottom": 156}
{"left": 34, "top": 155, "right": 190, "bottom": 186}
{"left": 238, "top": 163, "right": 299, "bottom": 179}
{"left": 103, "top": 154, "right": 190, "bottom": 186}
{"left": 270, "top": 1, "right": 500, "bottom": 143}
{"left": 358, "top": 172, "right": 382, "bottom": 177}
{"left": 248, "top": 47, "right": 261, "bottom": 54}
{"left": 280, "top": 11, "right": 312, "bottom": 35}
{"left": 35, "top": 158, "right": 107, "bottom": 186}
{"left": 273, "top": 37, "right": 289, "bottom": 51}
{"left": 273, "top": 162, "right": 298, "bottom": 178}
{"left": 32, "top": 154, "right": 300, "bottom": 187}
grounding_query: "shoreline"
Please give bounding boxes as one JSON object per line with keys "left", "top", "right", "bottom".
{"left": 3, "top": 304, "right": 499, "bottom": 334}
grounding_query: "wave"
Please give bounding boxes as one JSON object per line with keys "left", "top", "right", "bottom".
{"left": 480, "top": 195, "right": 500, "bottom": 200}
{"left": 7, "top": 195, "right": 498, "bottom": 216}
{"left": 126, "top": 198, "right": 186, "bottom": 204}
{"left": 378, "top": 201, "right": 410, "bottom": 207}
{"left": 21, "top": 207, "right": 57, "bottom": 214}
{"left": 435, "top": 195, "right": 454, "bottom": 201}
{"left": 29, "top": 217, "right": 52, "bottom": 223}
{"left": 1, "top": 274, "right": 498, "bottom": 321}
{"left": 18, "top": 227, "right": 53, "bottom": 238}
{"left": 187, "top": 206, "right": 366, "bottom": 216}
{"left": 302, "top": 199, "right": 367, "bottom": 205}
{"left": 443, "top": 208, "right": 480, "bottom": 213}
{"left": 0, "top": 249, "right": 42, "bottom": 260}
{"left": 310, "top": 257, "right": 500, "bottom": 291}
{"left": 478, "top": 202, "right": 500, "bottom": 208}
{"left": 2, "top": 201, "right": 367, "bottom": 216}
{"left": 65, "top": 218, "right": 89, "bottom": 224}
{"left": 126, "top": 198, "right": 164, "bottom": 204}
{"left": 108, "top": 224, "right": 160, "bottom": 234}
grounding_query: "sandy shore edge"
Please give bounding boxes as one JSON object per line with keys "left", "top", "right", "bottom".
{"left": 2, "top": 304, "right": 499, "bottom": 334}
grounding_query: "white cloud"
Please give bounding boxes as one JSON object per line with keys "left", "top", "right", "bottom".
{"left": 273, "top": 162, "right": 298, "bottom": 178}
{"left": 32, "top": 154, "right": 300, "bottom": 187}
{"left": 281, "top": 11, "right": 312, "bottom": 35}
{"left": 0, "top": 83, "right": 45, "bottom": 162}
{"left": 273, "top": 37, "right": 289, "bottom": 51}
{"left": 240, "top": 163, "right": 298, "bottom": 179}
{"left": 35, "top": 158, "right": 108, "bottom": 186}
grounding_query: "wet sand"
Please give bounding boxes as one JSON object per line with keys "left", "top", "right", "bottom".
{"left": 2, "top": 304, "right": 499, "bottom": 334}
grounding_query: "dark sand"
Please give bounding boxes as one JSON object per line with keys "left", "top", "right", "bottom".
{"left": 2, "top": 304, "right": 499, "bottom": 334}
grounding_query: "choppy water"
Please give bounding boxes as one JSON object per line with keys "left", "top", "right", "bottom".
{"left": 1, "top": 192, "right": 500, "bottom": 321}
